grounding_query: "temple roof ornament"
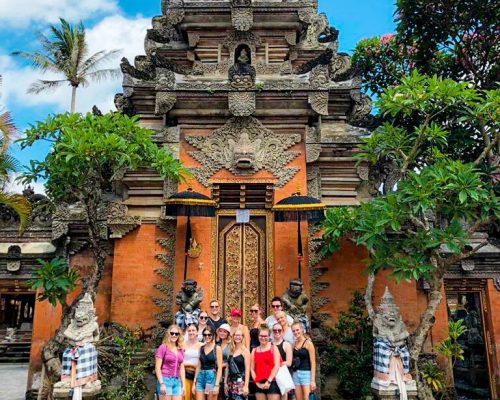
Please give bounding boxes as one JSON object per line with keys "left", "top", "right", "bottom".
{"left": 185, "top": 117, "right": 301, "bottom": 187}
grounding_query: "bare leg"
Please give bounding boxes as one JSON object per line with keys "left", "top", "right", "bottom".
{"left": 294, "top": 386, "right": 302, "bottom": 400}
{"left": 256, "top": 393, "right": 267, "bottom": 400}
{"left": 268, "top": 394, "right": 281, "bottom": 400}
{"left": 301, "top": 385, "right": 310, "bottom": 400}
{"left": 196, "top": 391, "right": 205, "bottom": 400}
{"left": 281, "top": 393, "right": 288, "bottom": 400}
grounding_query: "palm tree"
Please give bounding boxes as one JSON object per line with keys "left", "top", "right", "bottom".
{"left": 0, "top": 76, "right": 31, "bottom": 232}
{"left": 12, "top": 18, "right": 120, "bottom": 112}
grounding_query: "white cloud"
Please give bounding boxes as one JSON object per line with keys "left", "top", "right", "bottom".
{"left": 1, "top": 14, "right": 150, "bottom": 114}
{"left": 5, "top": 173, "right": 46, "bottom": 195}
{"left": 0, "top": 0, "right": 118, "bottom": 26}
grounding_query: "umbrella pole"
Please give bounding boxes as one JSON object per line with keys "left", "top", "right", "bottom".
{"left": 297, "top": 214, "right": 303, "bottom": 280}
{"left": 184, "top": 212, "right": 191, "bottom": 281}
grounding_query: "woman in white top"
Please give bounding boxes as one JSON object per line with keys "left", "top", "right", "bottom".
{"left": 275, "top": 312, "right": 294, "bottom": 345}
{"left": 184, "top": 324, "right": 203, "bottom": 400}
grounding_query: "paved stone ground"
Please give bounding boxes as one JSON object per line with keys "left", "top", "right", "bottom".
{"left": 0, "top": 363, "right": 29, "bottom": 400}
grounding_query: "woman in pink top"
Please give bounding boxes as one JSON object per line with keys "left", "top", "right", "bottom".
{"left": 155, "top": 324, "right": 186, "bottom": 399}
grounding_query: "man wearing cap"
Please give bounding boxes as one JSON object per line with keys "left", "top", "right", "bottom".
{"left": 207, "top": 299, "right": 228, "bottom": 332}
{"left": 229, "top": 307, "right": 250, "bottom": 348}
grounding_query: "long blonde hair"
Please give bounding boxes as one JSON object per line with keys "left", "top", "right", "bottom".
{"left": 230, "top": 327, "right": 247, "bottom": 354}
{"left": 162, "top": 324, "right": 184, "bottom": 350}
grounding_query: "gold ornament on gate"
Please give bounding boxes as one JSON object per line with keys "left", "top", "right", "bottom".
{"left": 187, "top": 237, "right": 202, "bottom": 258}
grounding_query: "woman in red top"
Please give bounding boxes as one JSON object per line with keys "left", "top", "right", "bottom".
{"left": 250, "top": 325, "right": 281, "bottom": 399}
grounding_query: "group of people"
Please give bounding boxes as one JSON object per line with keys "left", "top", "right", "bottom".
{"left": 155, "top": 298, "right": 316, "bottom": 400}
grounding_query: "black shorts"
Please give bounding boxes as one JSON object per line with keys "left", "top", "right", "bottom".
{"left": 254, "top": 380, "right": 280, "bottom": 395}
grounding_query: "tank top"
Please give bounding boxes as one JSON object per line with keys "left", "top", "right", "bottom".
{"left": 221, "top": 343, "right": 230, "bottom": 364}
{"left": 249, "top": 328, "right": 260, "bottom": 350}
{"left": 275, "top": 340, "right": 286, "bottom": 362}
{"left": 228, "top": 354, "right": 245, "bottom": 380}
{"left": 184, "top": 346, "right": 200, "bottom": 367}
{"left": 254, "top": 346, "right": 276, "bottom": 383}
{"left": 200, "top": 345, "right": 217, "bottom": 370}
{"left": 293, "top": 339, "right": 311, "bottom": 371}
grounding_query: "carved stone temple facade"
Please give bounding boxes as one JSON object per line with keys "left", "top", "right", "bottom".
{"left": 1, "top": 1, "right": 500, "bottom": 398}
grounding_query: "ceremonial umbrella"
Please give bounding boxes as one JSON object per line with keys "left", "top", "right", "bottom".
{"left": 164, "top": 188, "right": 216, "bottom": 280}
{"left": 273, "top": 191, "right": 326, "bottom": 279}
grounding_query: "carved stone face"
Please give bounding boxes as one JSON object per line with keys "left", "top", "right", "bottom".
{"left": 230, "top": 74, "right": 253, "bottom": 90}
{"left": 289, "top": 280, "right": 303, "bottom": 298}
{"left": 231, "top": 132, "right": 259, "bottom": 171}
{"left": 238, "top": 49, "right": 249, "bottom": 64}
{"left": 381, "top": 308, "right": 399, "bottom": 329}
{"left": 75, "top": 308, "right": 91, "bottom": 328}
{"left": 183, "top": 279, "right": 197, "bottom": 295}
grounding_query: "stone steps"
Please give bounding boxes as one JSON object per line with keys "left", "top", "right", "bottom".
{"left": 0, "top": 329, "right": 32, "bottom": 363}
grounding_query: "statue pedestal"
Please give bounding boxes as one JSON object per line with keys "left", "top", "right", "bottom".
{"left": 371, "top": 379, "right": 417, "bottom": 400}
{"left": 53, "top": 381, "right": 102, "bottom": 399}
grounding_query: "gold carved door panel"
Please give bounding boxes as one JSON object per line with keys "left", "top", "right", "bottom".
{"left": 216, "top": 214, "right": 271, "bottom": 320}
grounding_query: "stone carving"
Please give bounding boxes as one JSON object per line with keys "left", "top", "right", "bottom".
{"left": 298, "top": 8, "right": 328, "bottom": 48}
{"left": 232, "top": 8, "right": 253, "bottom": 31}
{"left": 309, "top": 92, "right": 329, "bottom": 116}
{"left": 187, "top": 237, "right": 202, "bottom": 258}
{"left": 224, "top": 32, "right": 262, "bottom": 65}
{"left": 152, "top": 220, "right": 176, "bottom": 341}
{"left": 114, "top": 93, "right": 135, "bottom": 116}
{"left": 174, "top": 279, "right": 203, "bottom": 329}
{"left": 229, "top": 48, "right": 256, "bottom": 89}
{"left": 54, "top": 294, "right": 101, "bottom": 399}
{"left": 5, "top": 327, "right": 16, "bottom": 341}
{"left": 231, "top": 0, "right": 251, "bottom": 5}
{"left": 229, "top": 91, "right": 256, "bottom": 116}
{"left": 255, "top": 61, "right": 293, "bottom": 76}
{"left": 348, "top": 90, "right": 373, "bottom": 125}
{"left": 282, "top": 278, "right": 310, "bottom": 331}
{"left": 192, "top": 60, "right": 230, "bottom": 76}
{"left": 305, "top": 126, "right": 321, "bottom": 163}
{"left": 155, "top": 92, "right": 177, "bottom": 115}
{"left": 6, "top": 245, "right": 21, "bottom": 272}
{"left": 186, "top": 117, "right": 301, "bottom": 187}
{"left": 319, "top": 26, "right": 339, "bottom": 44}
{"left": 156, "top": 68, "right": 176, "bottom": 90}
{"left": 161, "top": 0, "right": 185, "bottom": 25}
{"left": 330, "top": 53, "right": 352, "bottom": 80}
{"left": 106, "top": 202, "right": 141, "bottom": 239}
{"left": 371, "top": 287, "right": 416, "bottom": 400}
{"left": 309, "top": 64, "right": 330, "bottom": 89}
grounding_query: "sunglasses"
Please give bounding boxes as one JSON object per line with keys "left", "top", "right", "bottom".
{"left": 259, "top": 335, "right": 269, "bottom": 338}
{"left": 199, "top": 316, "right": 208, "bottom": 320}
{"left": 203, "top": 333, "right": 213, "bottom": 337}
{"left": 271, "top": 304, "right": 281, "bottom": 308}
{"left": 169, "top": 332, "right": 180, "bottom": 336}
{"left": 249, "top": 309, "right": 259, "bottom": 313}
{"left": 210, "top": 305, "right": 219, "bottom": 309}
{"left": 273, "top": 329, "right": 283, "bottom": 333}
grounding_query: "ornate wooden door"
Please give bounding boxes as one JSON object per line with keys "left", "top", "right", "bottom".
{"left": 216, "top": 212, "right": 272, "bottom": 320}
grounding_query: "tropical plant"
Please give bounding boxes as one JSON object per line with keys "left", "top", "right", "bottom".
{"left": 353, "top": 0, "right": 499, "bottom": 97}
{"left": 19, "top": 111, "right": 187, "bottom": 385}
{"left": 0, "top": 76, "right": 32, "bottom": 232}
{"left": 12, "top": 18, "right": 120, "bottom": 112}
{"left": 28, "top": 258, "right": 79, "bottom": 307}
{"left": 322, "top": 291, "right": 373, "bottom": 399}
{"left": 321, "top": 73, "right": 499, "bottom": 399}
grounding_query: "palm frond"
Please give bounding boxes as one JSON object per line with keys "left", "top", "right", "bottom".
{"left": 11, "top": 51, "right": 60, "bottom": 74}
{"left": 84, "top": 68, "right": 122, "bottom": 83}
{"left": 0, "top": 192, "right": 32, "bottom": 233}
{"left": 0, "top": 153, "right": 21, "bottom": 176}
{"left": 80, "top": 49, "right": 121, "bottom": 74}
{"left": 0, "top": 111, "right": 16, "bottom": 153}
{"left": 27, "top": 80, "right": 68, "bottom": 94}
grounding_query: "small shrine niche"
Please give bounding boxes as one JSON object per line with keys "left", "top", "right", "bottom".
{"left": 235, "top": 44, "right": 252, "bottom": 66}
{"left": 229, "top": 43, "right": 256, "bottom": 90}
{"left": 6, "top": 245, "right": 21, "bottom": 273}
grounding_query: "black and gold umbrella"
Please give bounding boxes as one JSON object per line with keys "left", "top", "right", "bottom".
{"left": 273, "top": 191, "right": 326, "bottom": 279}
{"left": 164, "top": 188, "right": 216, "bottom": 280}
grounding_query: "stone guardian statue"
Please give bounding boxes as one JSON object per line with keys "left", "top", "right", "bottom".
{"left": 175, "top": 279, "right": 203, "bottom": 329}
{"left": 371, "top": 287, "right": 416, "bottom": 400}
{"left": 282, "top": 278, "right": 309, "bottom": 332}
{"left": 53, "top": 293, "right": 101, "bottom": 400}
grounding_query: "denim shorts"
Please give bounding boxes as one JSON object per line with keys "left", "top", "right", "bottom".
{"left": 195, "top": 369, "right": 217, "bottom": 392}
{"left": 157, "top": 376, "right": 182, "bottom": 396}
{"left": 293, "top": 370, "right": 311, "bottom": 386}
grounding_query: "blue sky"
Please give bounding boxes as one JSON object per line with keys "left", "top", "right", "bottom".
{"left": 0, "top": 0, "right": 395, "bottom": 192}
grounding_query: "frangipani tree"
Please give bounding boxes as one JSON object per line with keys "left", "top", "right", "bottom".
{"left": 322, "top": 72, "right": 499, "bottom": 399}
{"left": 20, "top": 111, "right": 187, "bottom": 383}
